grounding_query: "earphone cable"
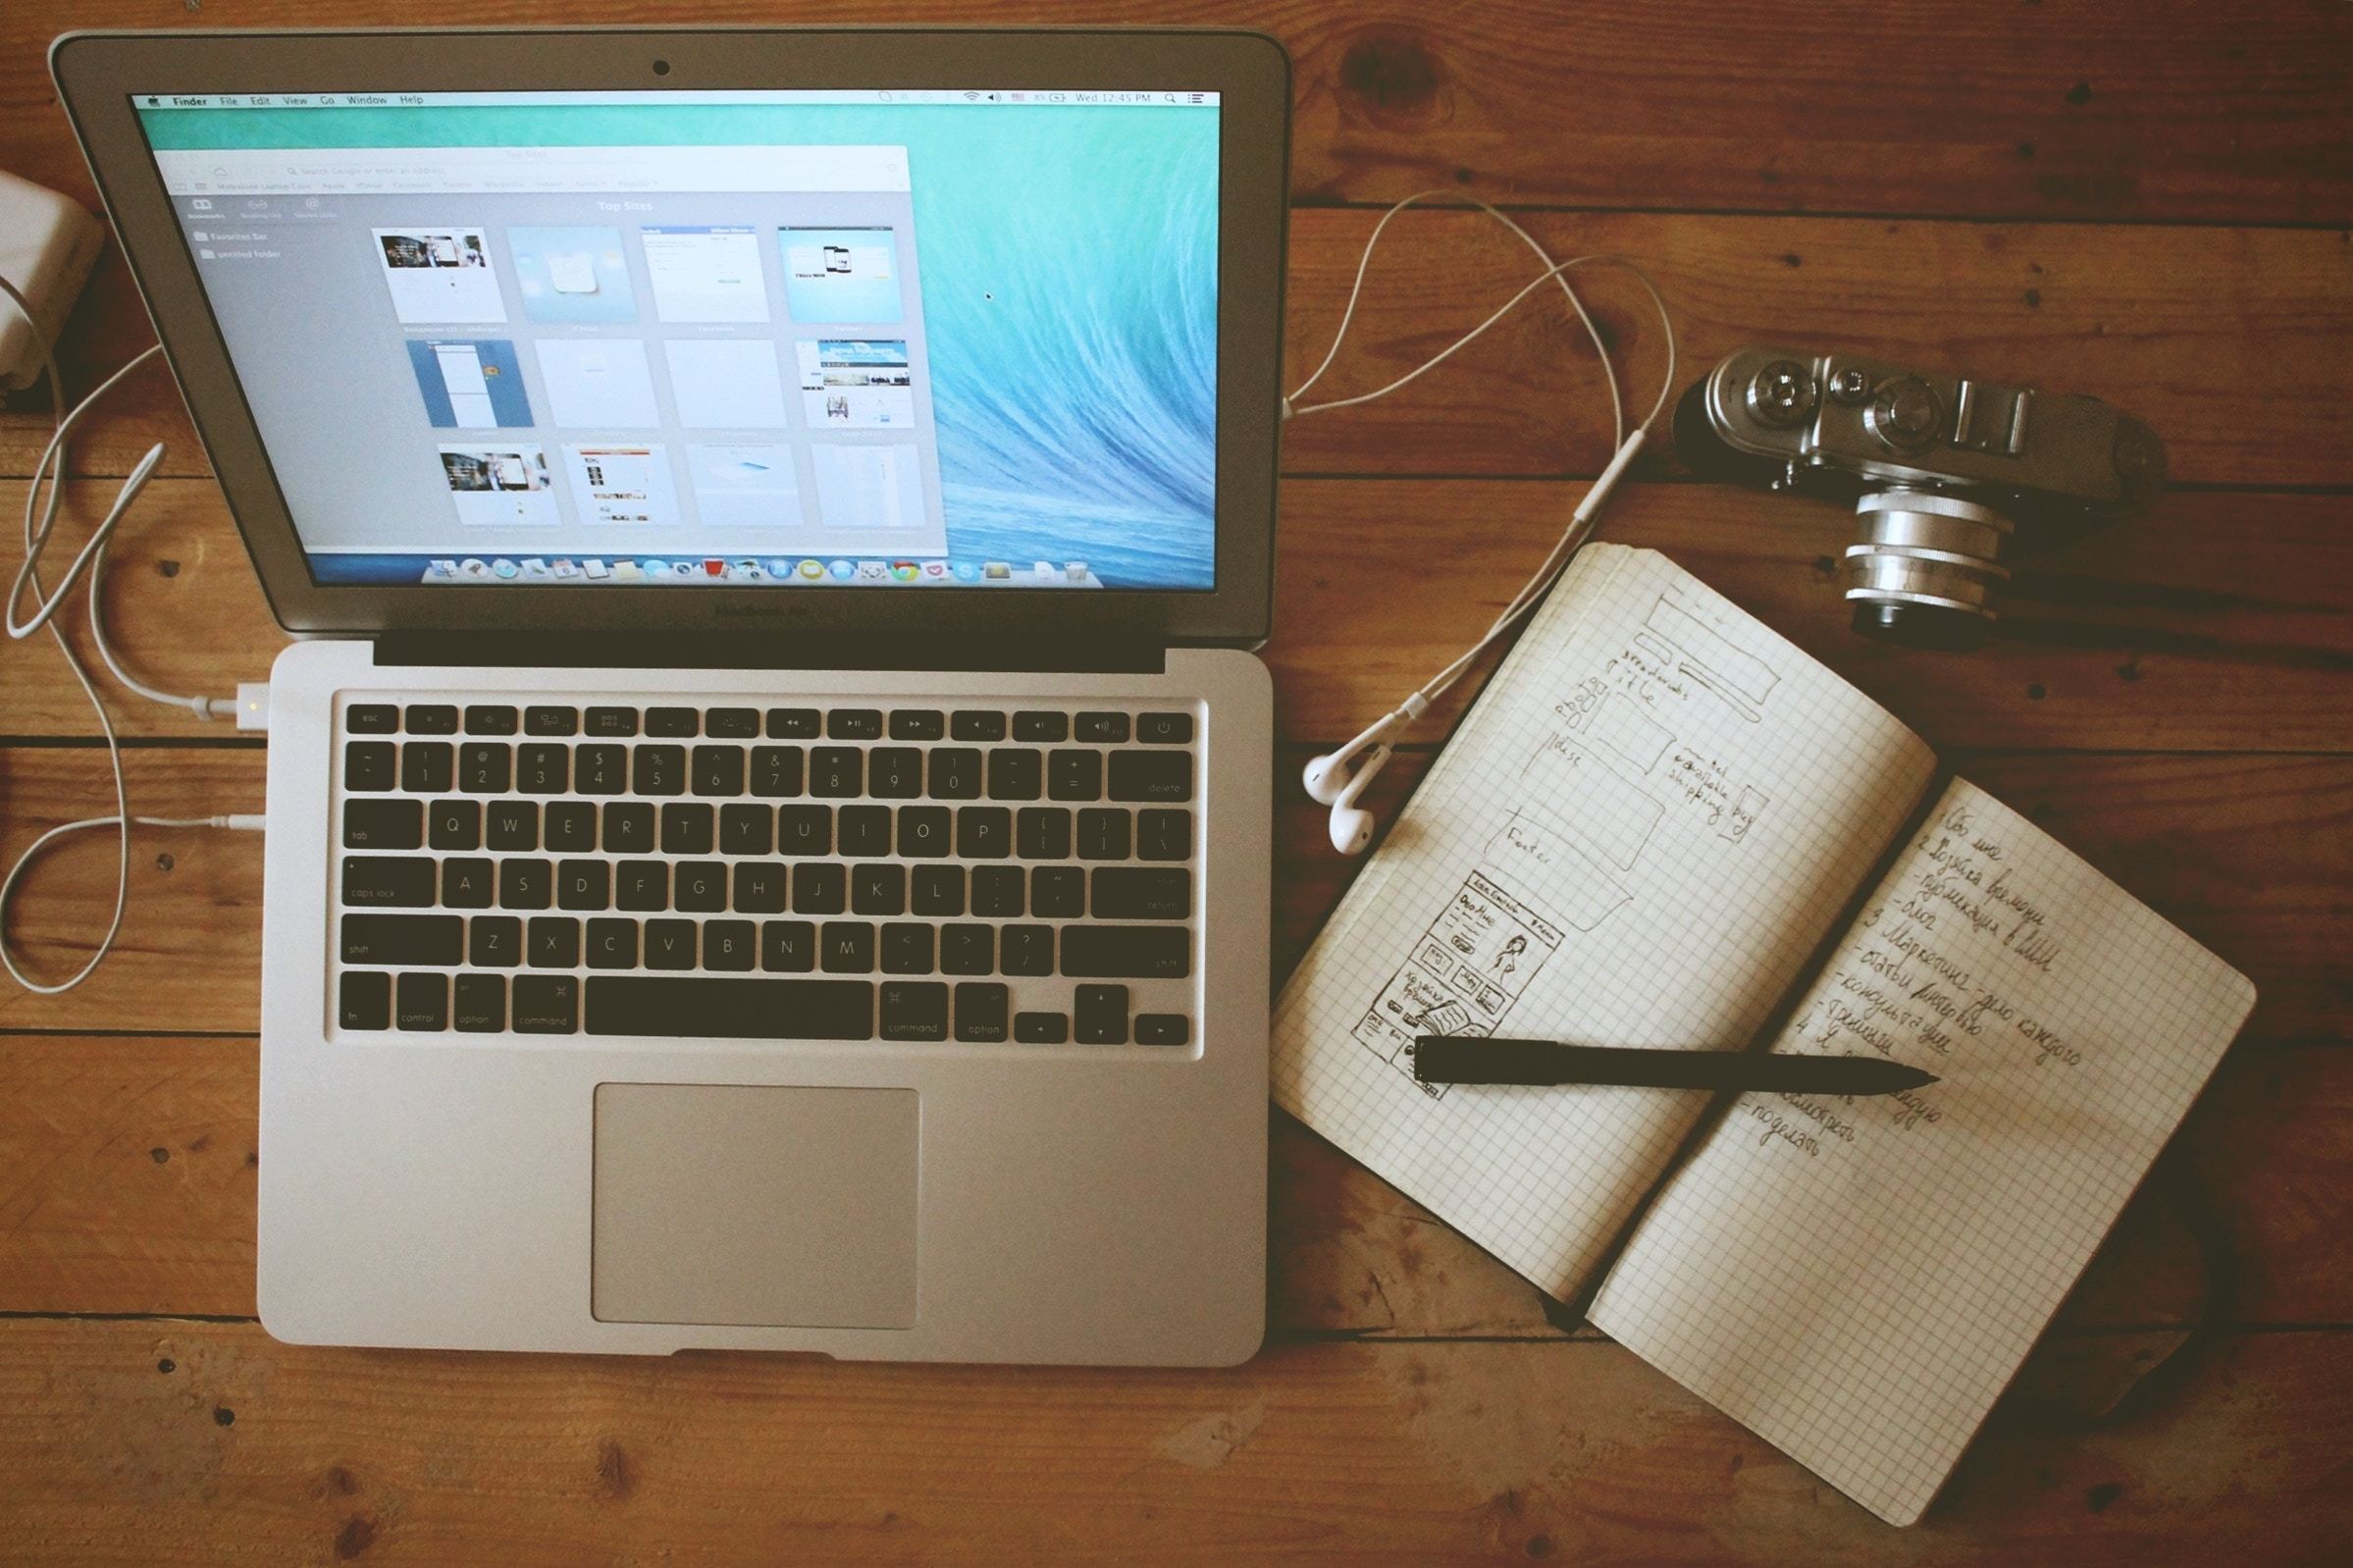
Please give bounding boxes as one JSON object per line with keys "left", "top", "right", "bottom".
{"left": 1285, "top": 189, "right": 1629, "bottom": 446}
{"left": 1284, "top": 196, "right": 1679, "bottom": 848}
{"left": 1282, "top": 199, "right": 1677, "bottom": 711}
{"left": 0, "top": 273, "right": 258, "bottom": 996}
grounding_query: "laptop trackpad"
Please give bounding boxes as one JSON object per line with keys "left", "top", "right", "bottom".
{"left": 592, "top": 1083, "right": 918, "bottom": 1329}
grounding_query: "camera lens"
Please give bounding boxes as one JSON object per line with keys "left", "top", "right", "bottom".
{"left": 1844, "top": 491, "right": 2013, "bottom": 649}
{"left": 653, "top": 59, "right": 671, "bottom": 76}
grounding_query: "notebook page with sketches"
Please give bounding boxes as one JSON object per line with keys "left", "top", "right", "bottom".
{"left": 1273, "top": 546, "right": 1941, "bottom": 1299}
{"left": 1590, "top": 778, "right": 2256, "bottom": 1525}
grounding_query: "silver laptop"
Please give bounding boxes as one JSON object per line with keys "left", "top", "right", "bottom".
{"left": 56, "top": 26, "right": 1289, "bottom": 1363}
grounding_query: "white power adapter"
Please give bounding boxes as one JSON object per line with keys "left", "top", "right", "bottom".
{"left": 0, "top": 169, "right": 106, "bottom": 392}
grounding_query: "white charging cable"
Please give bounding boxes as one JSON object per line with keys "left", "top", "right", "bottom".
{"left": 1285, "top": 192, "right": 1678, "bottom": 852}
{"left": 0, "top": 273, "right": 263, "bottom": 995}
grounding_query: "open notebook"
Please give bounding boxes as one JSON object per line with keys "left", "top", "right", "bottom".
{"left": 1272, "top": 545, "right": 2255, "bottom": 1526}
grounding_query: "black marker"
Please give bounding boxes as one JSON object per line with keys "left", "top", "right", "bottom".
{"left": 1413, "top": 1037, "right": 1938, "bottom": 1096}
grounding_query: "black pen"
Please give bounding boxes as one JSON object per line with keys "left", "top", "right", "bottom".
{"left": 1412, "top": 1037, "right": 1938, "bottom": 1096}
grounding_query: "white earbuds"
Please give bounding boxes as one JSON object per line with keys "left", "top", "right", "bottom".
{"left": 1302, "top": 706, "right": 1413, "bottom": 802}
{"left": 1300, "top": 430, "right": 1652, "bottom": 856}
{"left": 1280, "top": 189, "right": 1679, "bottom": 859}
{"left": 1300, "top": 748, "right": 1349, "bottom": 806}
{"left": 1303, "top": 701, "right": 1424, "bottom": 851}
{"left": 1324, "top": 745, "right": 1392, "bottom": 854}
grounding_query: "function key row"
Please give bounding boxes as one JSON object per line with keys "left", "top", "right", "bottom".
{"left": 344, "top": 704, "right": 1195, "bottom": 745}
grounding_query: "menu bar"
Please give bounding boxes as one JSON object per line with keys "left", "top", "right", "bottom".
{"left": 154, "top": 143, "right": 911, "bottom": 195}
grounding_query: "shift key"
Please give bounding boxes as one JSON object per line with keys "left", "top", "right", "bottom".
{"left": 340, "top": 913, "right": 463, "bottom": 967}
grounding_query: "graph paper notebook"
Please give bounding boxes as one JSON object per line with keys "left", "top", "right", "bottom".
{"left": 1271, "top": 546, "right": 2256, "bottom": 1526}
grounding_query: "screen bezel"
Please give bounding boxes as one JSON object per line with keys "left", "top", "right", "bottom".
{"left": 52, "top": 26, "right": 1287, "bottom": 646}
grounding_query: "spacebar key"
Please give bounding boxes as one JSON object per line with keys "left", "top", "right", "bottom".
{"left": 585, "top": 976, "right": 874, "bottom": 1039}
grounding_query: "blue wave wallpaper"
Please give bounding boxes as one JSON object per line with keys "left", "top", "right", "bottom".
{"left": 142, "top": 100, "right": 1223, "bottom": 589}
{"left": 912, "top": 115, "right": 1220, "bottom": 590}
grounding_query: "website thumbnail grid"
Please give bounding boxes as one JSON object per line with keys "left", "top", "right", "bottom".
{"left": 139, "top": 93, "right": 1221, "bottom": 591}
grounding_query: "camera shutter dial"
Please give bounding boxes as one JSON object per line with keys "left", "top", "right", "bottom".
{"left": 1745, "top": 359, "right": 1817, "bottom": 426}
{"left": 1866, "top": 376, "right": 1944, "bottom": 452}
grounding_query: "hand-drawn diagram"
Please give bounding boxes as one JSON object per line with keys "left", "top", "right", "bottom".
{"left": 1352, "top": 579, "right": 1788, "bottom": 1094}
{"left": 1355, "top": 870, "right": 1565, "bottom": 1097}
{"left": 1580, "top": 690, "right": 1673, "bottom": 773}
{"left": 1486, "top": 814, "right": 1633, "bottom": 932}
{"left": 1521, "top": 734, "right": 1663, "bottom": 871}
{"left": 1645, "top": 592, "right": 1780, "bottom": 723}
{"left": 1721, "top": 785, "right": 1771, "bottom": 843}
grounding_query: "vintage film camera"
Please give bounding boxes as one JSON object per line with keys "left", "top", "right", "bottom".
{"left": 1674, "top": 347, "right": 2166, "bottom": 650}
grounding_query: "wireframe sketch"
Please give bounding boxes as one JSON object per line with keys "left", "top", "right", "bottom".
{"left": 1520, "top": 734, "right": 1663, "bottom": 871}
{"left": 1581, "top": 691, "right": 1674, "bottom": 773}
{"left": 1485, "top": 816, "right": 1633, "bottom": 932}
{"left": 1645, "top": 591, "right": 1781, "bottom": 722}
{"left": 1720, "top": 785, "right": 1772, "bottom": 843}
{"left": 1355, "top": 869, "right": 1566, "bottom": 1095}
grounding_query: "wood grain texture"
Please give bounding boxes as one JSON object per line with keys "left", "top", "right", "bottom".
{"left": 1, "top": 747, "right": 2344, "bottom": 1040}
{"left": 0, "top": 1320, "right": 2347, "bottom": 1562}
{"left": 0, "top": 1034, "right": 259, "bottom": 1318}
{"left": 1278, "top": 212, "right": 2353, "bottom": 488}
{"left": 13, "top": 209, "right": 2352, "bottom": 485}
{"left": 7, "top": 478, "right": 2348, "bottom": 751}
{"left": 0, "top": 748, "right": 265, "bottom": 1034}
{"left": 1269, "top": 482, "right": 2353, "bottom": 755}
{"left": 5, "top": 0, "right": 2349, "bottom": 222}
{"left": 1, "top": 4, "right": 2347, "bottom": 1555}
{"left": 6, "top": 1032, "right": 2342, "bottom": 1335}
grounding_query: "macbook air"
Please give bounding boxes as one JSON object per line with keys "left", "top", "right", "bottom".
{"left": 55, "top": 25, "right": 1288, "bottom": 1363}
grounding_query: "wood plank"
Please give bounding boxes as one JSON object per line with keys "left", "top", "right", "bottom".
{"left": 7, "top": 0, "right": 2349, "bottom": 223}
{"left": 0, "top": 748, "right": 2343, "bottom": 1040}
{"left": 1270, "top": 482, "right": 2353, "bottom": 757}
{"left": 0, "top": 1035, "right": 258, "bottom": 1318}
{"left": 0, "top": 1319, "right": 2346, "bottom": 1561}
{"left": 6, "top": 1032, "right": 2343, "bottom": 1338}
{"left": 1278, "top": 211, "right": 2353, "bottom": 489}
{"left": 12, "top": 208, "right": 2353, "bottom": 485}
{"left": 0, "top": 748, "right": 265, "bottom": 1034}
{"left": 7, "top": 478, "right": 2348, "bottom": 752}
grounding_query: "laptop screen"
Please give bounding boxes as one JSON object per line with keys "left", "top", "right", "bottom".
{"left": 131, "top": 89, "right": 1221, "bottom": 593}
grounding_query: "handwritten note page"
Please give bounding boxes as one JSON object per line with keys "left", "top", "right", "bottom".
{"left": 1272, "top": 546, "right": 1940, "bottom": 1299}
{"left": 1589, "top": 778, "right": 2256, "bottom": 1526}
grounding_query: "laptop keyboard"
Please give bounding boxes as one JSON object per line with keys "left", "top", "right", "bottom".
{"left": 332, "top": 699, "right": 1200, "bottom": 1048}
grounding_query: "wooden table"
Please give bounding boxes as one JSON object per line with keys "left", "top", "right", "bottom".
{"left": 3, "top": 3, "right": 2348, "bottom": 1561}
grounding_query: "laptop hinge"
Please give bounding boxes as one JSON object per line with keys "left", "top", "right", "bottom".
{"left": 373, "top": 632, "right": 1166, "bottom": 675}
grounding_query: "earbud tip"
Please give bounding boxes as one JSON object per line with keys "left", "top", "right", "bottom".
{"left": 1301, "top": 754, "right": 1346, "bottom": 806}
{"left": 1330, "top": 809, "right": 1376, "bottom": 856}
